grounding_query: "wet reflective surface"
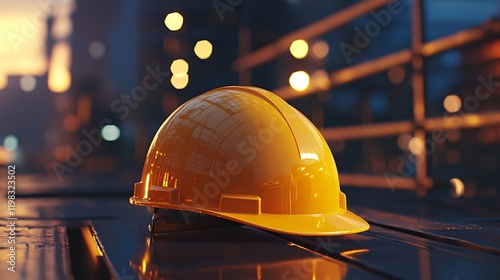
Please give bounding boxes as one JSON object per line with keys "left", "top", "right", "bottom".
{"left": 2, "top": 175, "right": 500, "bottom": 279}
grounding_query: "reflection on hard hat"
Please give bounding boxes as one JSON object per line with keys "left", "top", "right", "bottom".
{"left": 300, "top": 152, "right": 319, "bottom": 161}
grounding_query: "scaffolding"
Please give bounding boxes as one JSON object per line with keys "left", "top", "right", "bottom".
{"left": 233, "top": 0, "right": 500, "bottom": 193}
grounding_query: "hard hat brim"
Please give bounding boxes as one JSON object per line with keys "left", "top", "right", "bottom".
{"left": 130, "top": 197, "right": 369, "bottom": 236}
{"left": 204, "top": 208, "right": 370, "bottom": 236}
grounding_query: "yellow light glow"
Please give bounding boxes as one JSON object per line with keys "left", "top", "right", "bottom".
{"left": 48, "top": 42, "right": 71, "bottom": 93}
{"left": 0, "top": 73, "right": 7, "bottom": 90}
{"left": 0, "top": 13, "right": 48, "bottom": 76}
{"left": 194, "top": 40, "right": 213, "bottom": 59}
{"left": 300, "top": 153, "right": 319, "bottom": 161}
{"left": 170, "top": 59, "right": 189, "bottom": 77}
{"left": 449, "top": 178, "right": 464, "bottom": 198}
{"left": 289, "top": 71, "right": 310, "bottom": 91}
{"left": 164, "top": 12, "right": 183, "bottom": 31}
{"left": 312, "top": 40, "right": 329, "bottom": 59}
{"left": 289, "top": 39, "right": 308, "bottom": 59}
{"left": 409, "top": 137, "right": 424, "bottom": 156}
{"left": 51, "top": 16, "right": 72, "bottom": 40}
{"left": 171, "top": 74, "right": 188, "bottom": 89}
{"left": 0, "top": 147, "right": 15, "bottom": 165}
{"left": 443, "top": 94, "right": 461, "bottom": 113}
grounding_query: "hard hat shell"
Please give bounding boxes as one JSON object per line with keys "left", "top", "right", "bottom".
{"left": 130, "top": 86, "right": 369, "bottom": 236}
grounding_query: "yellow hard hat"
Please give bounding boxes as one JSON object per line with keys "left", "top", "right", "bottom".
{"left": 130, "top": 86, "right": 369, "bottom": 236}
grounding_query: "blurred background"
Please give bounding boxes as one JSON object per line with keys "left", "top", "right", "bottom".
{"left": 0, "top": 0, "right": 499, "bottom": 198}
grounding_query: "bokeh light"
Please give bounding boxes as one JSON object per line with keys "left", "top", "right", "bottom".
{"left": 101, "top": 125, "right": 121, "bottom": 141}
{"left": 388, "top": 65, "right": 405, "bottom": 84}
{"left": 3, "top": 135, "right": 18, "bottom": 151}
{"left": 397, "top": 133, "right": 412, "bottom": 151}
{"left": 20, "top": 76, "right": 36, "bottom": 92}
{"left": 311, "top": 40, "right": 329, "bottom": 59}
{"left": 171, "top": 74, "right": 189, "bottom": 89}
{"left": 0, "top": 74, "right": 7, "bottom": 90}
{"left": 194, "top": 40, "right": 213, "bottom": 59}
{"left": 89, "top": 41, "right": 106, "bottom": 59}
{"left": 289, "top": 71, "right": 310, "bottom": 91}
{"left": 409, "top": 137, "right": 424, "bottom": 155}
{"left": 444, "top": 94, "right": 462, "bottom": 113}
{"left": 289, "top": 39, "right": 308, "bottom": 59}
{"left": 170, "top": 59, "right": 189, "bottom": 77}
{"left": 63, "top": 115, "right": 80, "bottom": 132}
{"left": 164, "top": 12, "right": 183, "bottom": 31}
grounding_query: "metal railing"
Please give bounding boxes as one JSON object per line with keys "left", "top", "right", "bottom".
{"left": 233, "top": 0, "right": 500, "bottom": 192}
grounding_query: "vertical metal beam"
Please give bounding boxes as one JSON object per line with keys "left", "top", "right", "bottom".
{"left": 411, "top": 0, "right": 430, "bottom": 191}
{"left": 238, "top": 26, "right": 252, "bottom": 85}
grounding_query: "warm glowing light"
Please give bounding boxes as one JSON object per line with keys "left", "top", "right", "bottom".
{"left": 194, "top": 40, "right": 213, "bottom": 59}
{"left": 312, "top": 40, "right": 329, "bottom": 59}
{"left": 340, "top": 249, "right": 370, "bottom": 256}
{"left": 47, "top": 42, "right": 71, "bottom": 93}
{"left": 20, "top": 76, "right": 36, "bottom": 92}
{"left": 409, "top": 137, "right": 424, "bottom": 155}
{"left": 0, "top": 12, "right": 48, "bottom": 76}
{"left": 289, "top": 39, "right": 308, "bottom": 59}
{"left": 482, "top": 40, "right": 500, "bottom": 60}
{"left": 443, "top": 94, "right": 461, "bottom": 113}
{"left": 0, "top": 147, "right": 15, "bottom": 165}
{"left": 311, "top": 70, "right": 330, "bottom": 90}
{"left": 449, "top": 178, "right": 464, "bottom": 198}
{"left": 388, "top": 65, "right": 405, "bottom": 84}
{"left": 170, "top": 59, "right": 189, "bottom": 77}
{"left": 164, "top": 12, "right": 183, "bottom": 31}
{"left": 3, "top": 135, "right": 18, "bottom": 151}
{"left": 397, "top": 133, "right": 412, "bottom": 151}
{"left": 63, "top": 115, "right": 80, "bottom": 132}
{"left": 48, "top": 42, "right": 72, "bottom": 93}
{"left": 0, "top": 73, "right": 7, "bottom": 90}
{"left": 89, "top": 41, "right": 106, "bottom": 59}
{"left": 289, "top": 71, "right": 310, "bottom": 91}
{"left": 101, "top": 125, "right": 121, "bottom": 141}
{"left": 51, "top": 16, "right": 73, "bottom": 40}
{"left": 300, "top": 153, "right": 319, "bottom": 161}
{"left": 171, "top": 74, "right": 189, "bottom": 89}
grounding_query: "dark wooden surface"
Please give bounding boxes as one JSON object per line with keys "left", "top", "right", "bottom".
{"left": 1, "top": 175, "right": 499, "bottom": 279}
